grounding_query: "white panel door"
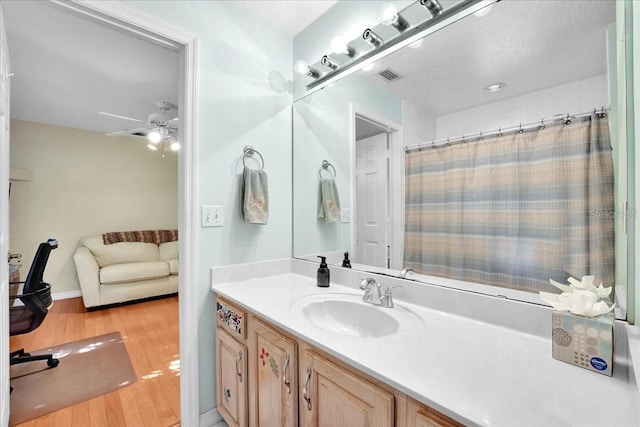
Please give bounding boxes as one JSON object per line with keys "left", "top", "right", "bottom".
{"left": 355, "top": 133, "right": 388, "bottom": 268}
{"left": 0, "top": 4, "right": 10, "bottom": 425}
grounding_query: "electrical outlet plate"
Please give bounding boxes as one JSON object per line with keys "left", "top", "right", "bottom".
{"left": 340, "top": 208, "right": 351, "bottom": 223}
{"left": 202, "top": 205, "right": 223, "bottom": 227}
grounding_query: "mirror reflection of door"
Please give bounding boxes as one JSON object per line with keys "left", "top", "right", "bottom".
{"left": 355, "top": 117, "right": 391, "bottom": 268}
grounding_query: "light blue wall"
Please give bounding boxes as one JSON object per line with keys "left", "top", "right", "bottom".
{"left": 293, "top": 73, "right": 402, "bottom": 258}
{"left": 293, "top": 0, "right": 412, "bottom": 100}
{"left": 292, "top": 1, "right": 406, "bottom": 259}
{"left": 120, "top": 0, "right": 292, "bottom": 413}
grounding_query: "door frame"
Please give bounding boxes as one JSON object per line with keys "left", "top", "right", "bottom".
{"left": 3, "top": 1, "right": 200, "bottom": 424}
{"left": 350, "top": 105, "right": 403, "bottom": 270}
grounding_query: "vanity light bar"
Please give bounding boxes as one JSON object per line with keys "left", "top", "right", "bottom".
{"left": 421, "top": 0, "right": 444, "bottom": 17}
{"left": 391, "top": 14, "right": 410, "bottom": 32}
{"left": 321, "top": 55, "right": 339, "bottom": 70}
{"left": 302, "top": 0, "right": 493, "bottom": 94}
{"left": 363, "top": 28, "right": 383, "bottom": 47}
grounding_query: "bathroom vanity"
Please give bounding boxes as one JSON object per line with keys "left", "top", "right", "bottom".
{"left": 212, "top": 259, "right": 640, "bottom": 427}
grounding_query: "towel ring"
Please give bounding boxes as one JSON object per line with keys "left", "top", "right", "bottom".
{"left": 243, "top": 145, "right": 264, "bottom": 169}
{"left": 318, "top": 160, "right": 336, "bottom": 179}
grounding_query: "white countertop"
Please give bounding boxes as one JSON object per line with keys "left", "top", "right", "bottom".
{"left": 211, "top": 261, "right": 640, "bottom": 427}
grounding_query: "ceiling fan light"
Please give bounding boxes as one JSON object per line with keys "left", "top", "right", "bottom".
{"left": 170, "top": 142, "right": 180, "bottom": 151}
{"left": 148, "top": 130, "right": 162, "bottom": 143}
{"left": 147, "top": 143, "right": 159, "bottom": 151}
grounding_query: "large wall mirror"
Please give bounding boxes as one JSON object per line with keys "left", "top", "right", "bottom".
{"left": 293, "top": 0, "right": 628, "bottom": 317}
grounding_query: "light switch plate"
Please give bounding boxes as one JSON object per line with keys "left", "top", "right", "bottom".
{"left": 202, "top": 205, "right": 223, "bottom": 227}
{"left": 340, "top": 208, "right": 351, "bottom": 223}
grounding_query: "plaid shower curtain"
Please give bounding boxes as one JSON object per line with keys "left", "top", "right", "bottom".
{"left": 404, "top": 114, "right": 614, "bottom": 294}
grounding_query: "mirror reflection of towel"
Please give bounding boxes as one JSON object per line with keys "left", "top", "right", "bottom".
{"left": 318, "top": 178, "right": 341, "bottom": 223}
{"left": 243, "top": 168, "right": 269, "bottom": 224}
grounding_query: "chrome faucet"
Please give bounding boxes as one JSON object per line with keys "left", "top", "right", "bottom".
{"left": 399, "top": 268, "right": 414, "bottom": 279}
{"left": 359, "top": 278, "right": 402, "bottom": 308}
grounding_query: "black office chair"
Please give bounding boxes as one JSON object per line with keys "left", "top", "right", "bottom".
{"left": 9, "top": 239, "right": 60, "bottom": 369}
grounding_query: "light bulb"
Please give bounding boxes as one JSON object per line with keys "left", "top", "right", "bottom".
{"left": 331, "top": 36, "right": 355, "bottom": 57}
{"left": 147, "top": 143, "right": 158, "bottom": 151}
{"left": 362, "top": 62, "right": 375, "bottom": 71}
{"left": 379, "top": 3, "right": 398, "bottom": 25}
{"left": 331, "top": 36, "right": 348, "bottom": 54}
{"left": 295, "top": 59, "right": 310, "bottom": 75}
{"left": 409, "top": 39, "right": 423, "bottom": 49}
{"left": 170, "top": 142, "right": 180, "bottom": 151}
{"left": 148, "top": 130, "right": 162, "bottom": 143}
{"left": 294, "top": 59, "right": 320, "bottom": 78}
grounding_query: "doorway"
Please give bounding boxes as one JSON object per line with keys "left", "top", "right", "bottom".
{"left": 352, "top": 110, "right": 403, "bottom": 270}
{"left": 0, "top": 1, "right": 199, "bottom": 425}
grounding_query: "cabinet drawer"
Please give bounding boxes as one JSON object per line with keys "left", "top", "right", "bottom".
{"left": 216, "top": 296, "right": 247, "bottom": 340}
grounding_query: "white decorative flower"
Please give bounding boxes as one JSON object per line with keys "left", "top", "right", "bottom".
{"left": 541, "top": 275, "right": 614, "bottom": 318}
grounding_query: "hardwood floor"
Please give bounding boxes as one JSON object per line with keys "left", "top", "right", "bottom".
{"left": 9, "top": 296, "right": 180, "bottom": 426}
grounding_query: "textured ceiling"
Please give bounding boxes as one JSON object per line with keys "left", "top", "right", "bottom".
{"left": 363, "top": 0, "right": 615, "bottom": 116}
{"left": 3, "top": 0, "right": 179, "bottom": 135}
{"left": 234, "top": 0, "right": 337, "bottom": 37}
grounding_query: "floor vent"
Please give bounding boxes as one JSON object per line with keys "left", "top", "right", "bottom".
{"left": 378, "top": 68, "right": 401, "bottom": 82}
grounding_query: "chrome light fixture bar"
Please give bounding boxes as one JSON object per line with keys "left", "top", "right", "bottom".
{"left": 363, "top": 28, "right": 383, "bottom": 47}
{"left": 303, "top": 0, "right": 495, "bottom": 94}
{"left": 421, "top": 0, "right": 444, "bottom": 17}
{"left": 321, "top": 55, "right": 339, "bottom": 70}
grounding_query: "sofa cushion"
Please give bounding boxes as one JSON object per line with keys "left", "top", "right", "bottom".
{"left": 159, "top": 241, "right": 178, "bottom": 261}
{"left": 99, "top": 261, "right": 169, "bottom": 285}
{"left": 81, "top": 235, "right": 161, "bottom": 267}
{"left": 166, "top": 258, "right": 179, "bottom": 275}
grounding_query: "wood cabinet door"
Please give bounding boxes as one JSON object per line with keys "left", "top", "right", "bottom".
{"left": 216, "top": 328, "right": 248, "bottom": 427}
{"left": 248, "top": 317, "right": 298, "bottom": 427}
{"left": 406, "top": 396, "right": 463, "bottom": 427}
{"left": 300, "top": 350, "right": 394, "bottom": 427}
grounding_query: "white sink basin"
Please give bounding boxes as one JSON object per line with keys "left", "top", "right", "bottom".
{"left": 303, "top": 299, "right": 399, "bottom": 338}
{"left": 291, "top": 292, "right": 424, "bottom": 338}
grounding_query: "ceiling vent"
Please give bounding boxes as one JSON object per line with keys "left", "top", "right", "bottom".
{"left": 377, "top": 68, "right": 401, "bottom": 82}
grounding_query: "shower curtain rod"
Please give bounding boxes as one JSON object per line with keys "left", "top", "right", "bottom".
{"left": 404, "top": 107, "right": 610, "bottom": 152}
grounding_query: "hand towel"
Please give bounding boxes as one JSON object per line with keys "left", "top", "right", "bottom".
{"left": 318, "top": 177, "right": 341, "bottom": 223}
{"left": 243, "top": 167, "right": 269, "bottom": 224}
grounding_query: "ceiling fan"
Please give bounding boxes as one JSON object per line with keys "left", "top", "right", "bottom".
{"left": 99, "top": 101, "right": 180, "bottom": 153}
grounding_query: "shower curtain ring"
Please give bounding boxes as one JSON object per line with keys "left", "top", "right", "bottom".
{"left": 446, "top": 138, "right": 450, "bottom": 146}
{"left": 479, "top": 131, "right": 483, "bottom": 141}
{"left": 498, "top": 127, "right": 503, "bottom": 137}
{"left": 539, "top": 119, "right": 545, "bottom": 130}
{"left": 431, "top": 141, "right": 435, "bottom": 149}
{"left": 564, "top": 113, "right": 571, "bottom": 125}
{"left": 599, "top": 106, "right": 607, "bottom": 118}
{"left": 518, "top": 123, "right": 523, "bottom": 134}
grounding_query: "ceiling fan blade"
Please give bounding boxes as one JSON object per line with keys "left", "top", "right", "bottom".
{"left": 99, "top": 112, "right": 146, "bottom": 124}
{"left": 106, "top": 127, "right": 149, "bottom": 136}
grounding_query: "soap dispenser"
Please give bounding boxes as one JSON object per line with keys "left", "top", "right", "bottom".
{"left": 317, "top": 256, "right": 330, "bottom": 288}
{"left": 342, "top": 252, "right": 352, "bottom": 268}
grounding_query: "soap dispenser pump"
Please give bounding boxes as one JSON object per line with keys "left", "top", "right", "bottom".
{"left": 317, "top": 256, "right": 330, "bottom": 288}
{"left": 342, "top": 252, "right": 352, "bottom": 268}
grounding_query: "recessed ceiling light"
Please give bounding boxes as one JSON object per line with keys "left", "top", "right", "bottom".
{"left": 409, "top": 39, "right": 423, "bottom": 49}
{"left": 484, "top": 82, "right": 506, "bottom": 93}
{"left": 362, "top": 62, "right": 375, "bottom": 71}
{"left": 474, "top": 4, "right": 492, "bottom": 17}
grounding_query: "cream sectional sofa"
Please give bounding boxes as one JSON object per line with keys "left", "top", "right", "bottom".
{"left": 74, "top": 235, "right": 178, "bottom": 309}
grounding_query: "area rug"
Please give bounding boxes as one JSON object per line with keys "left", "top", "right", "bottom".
{"left": 9, "top": 331, "right": 137, "bottom": 425}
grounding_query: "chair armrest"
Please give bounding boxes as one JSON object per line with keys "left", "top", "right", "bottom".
{"left": 8, "top": 281, "right": 25, "bottom": 285}
{"left": 73, "top": 246, "right": 101, "bottom": 308}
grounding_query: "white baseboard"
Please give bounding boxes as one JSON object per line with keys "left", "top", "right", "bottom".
{"left": 52, "top": 289, "right": 82, "bottom": 301}
{"left": 200, "top": 408, "right": 224, "bottom": 427}
{"left": 13, "top": 289, "right": 82, "bottom": 306}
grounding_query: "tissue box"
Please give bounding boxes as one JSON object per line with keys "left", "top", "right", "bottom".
{"left": 551, "top": 311, "right": 614, "bottom": 376}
